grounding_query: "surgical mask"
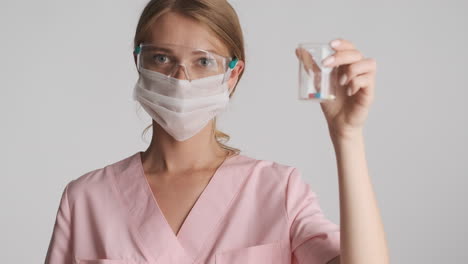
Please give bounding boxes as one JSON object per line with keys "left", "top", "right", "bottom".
{"left": 132, "top": 67, "right": 231, "bottom": 141}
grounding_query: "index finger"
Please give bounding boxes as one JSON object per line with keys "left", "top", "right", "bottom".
{"left": 330, "top": 38, "right": 356, "bottom": 51}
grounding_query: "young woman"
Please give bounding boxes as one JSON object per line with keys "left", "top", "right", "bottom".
{"left": 45, "top": 0, "right": 389, "bottom": 263}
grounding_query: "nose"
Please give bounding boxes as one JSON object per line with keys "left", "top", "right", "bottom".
{"left": 171, "top": 64, "right": 190, "bottom": 81}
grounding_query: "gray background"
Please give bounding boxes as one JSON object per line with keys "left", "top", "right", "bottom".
{"left": 1, "top": 0, "right": 467, "bottom": 263}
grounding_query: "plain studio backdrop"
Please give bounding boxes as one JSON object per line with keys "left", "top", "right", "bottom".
{"left": 1, "top": 0, "right": 466, "bottom": 263}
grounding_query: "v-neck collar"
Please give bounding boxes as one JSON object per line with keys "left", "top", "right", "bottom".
{"left": 112, "top": 151, "right": 252, "bottom": 264}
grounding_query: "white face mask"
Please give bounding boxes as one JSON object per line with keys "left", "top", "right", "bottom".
{"left": 133, "top": 68, "right": 231, "bottom": 141}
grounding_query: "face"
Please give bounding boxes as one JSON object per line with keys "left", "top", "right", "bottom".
{"left": 134, "top": 11, "right": 244, "bottom": 93}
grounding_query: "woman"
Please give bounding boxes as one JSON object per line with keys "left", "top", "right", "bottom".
{"left": 45, "top": 0, "right": 389, "bottom": 263}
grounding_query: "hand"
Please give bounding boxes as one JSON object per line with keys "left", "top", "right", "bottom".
{"left": 297, "top": 38, "right": 377, "bottom": 139}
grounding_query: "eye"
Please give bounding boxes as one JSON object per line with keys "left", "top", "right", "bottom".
{"left": 198, "top": 57, "right": 215, "bottom": 67}
{"left": 152, "top": 54, "right": 169, "bottom": 64}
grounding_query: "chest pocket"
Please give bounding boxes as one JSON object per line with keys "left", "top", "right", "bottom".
{"left": 215, "top": 240, "right": 289, "bottom": 264}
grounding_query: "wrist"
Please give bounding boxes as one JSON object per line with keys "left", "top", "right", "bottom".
{"left": 329, "top": 126, "right": 364, "bottom": 143}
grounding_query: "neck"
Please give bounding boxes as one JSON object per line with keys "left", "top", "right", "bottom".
{"left": 141, "top": 120, "right": 230, "bottom": 174}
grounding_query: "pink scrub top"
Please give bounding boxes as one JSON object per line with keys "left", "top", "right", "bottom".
{"left": 45, "top": 151, "right": 340, "bottom": 264}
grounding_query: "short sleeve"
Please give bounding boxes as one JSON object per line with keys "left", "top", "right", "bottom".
{"left": 286, "top": 168, "right": 340, "bottom": 264}
{"left": 44, "top": 180, "right": 74, "bottom": 264}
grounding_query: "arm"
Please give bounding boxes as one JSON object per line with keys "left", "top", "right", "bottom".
{"left": 329, "top": 131, "right": 390, "bottom": 264}
{"left": 44, "top": 181, "right": 74, "bottom": 264}
{"left": 313, "top": 37, "right": 390, "bottom": 264}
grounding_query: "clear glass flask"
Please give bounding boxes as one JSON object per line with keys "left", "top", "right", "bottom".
{"left": 297, "top": 42, "right": 337, "bottom": 101}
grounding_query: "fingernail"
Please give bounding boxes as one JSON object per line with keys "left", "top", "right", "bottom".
{"left": 331, "top": 40, "right": 341, "bottom": 48}
{"left": 339, "top": 74, "right": 347, "bottom": 86}
{"left": 322, "top": 56, "right": 334, "bottom": 66}
{"left": 347, "top": 88, "right": 353, "bottom": 96}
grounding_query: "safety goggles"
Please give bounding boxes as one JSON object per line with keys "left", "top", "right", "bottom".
{"left": 134, "top": 43, "right": 238, "bottom": 84}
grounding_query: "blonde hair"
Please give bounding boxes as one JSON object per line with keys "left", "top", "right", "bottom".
{"left": 133, "top": 0, "right": 245, "bottom": 154}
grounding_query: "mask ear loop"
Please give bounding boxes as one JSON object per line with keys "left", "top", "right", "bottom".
{"left": 222, "top": 57, "right": 238, "bottom": 84}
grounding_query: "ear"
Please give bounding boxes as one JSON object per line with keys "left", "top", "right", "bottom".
{"left": 227, "top": 60, "right": 245, "bottom": 94}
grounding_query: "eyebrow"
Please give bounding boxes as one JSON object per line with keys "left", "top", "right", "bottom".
{"left": 145, "top": 46, "right": 227, "bottom": 58}
{"left": 144, "top": 47, "right": 173, "bottom": 53}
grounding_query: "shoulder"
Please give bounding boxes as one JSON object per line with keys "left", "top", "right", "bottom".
{"left": 235, "top": 152, "right": 299, "bottom": 185}
{"left": 64, "top": 152, "right": 139, "bottom": 204}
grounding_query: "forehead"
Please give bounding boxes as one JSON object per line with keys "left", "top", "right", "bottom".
{"left": 146, "top": 11, "right": 229, "bottom": 56}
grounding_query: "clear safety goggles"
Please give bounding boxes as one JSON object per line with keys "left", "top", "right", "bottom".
{"left": 134, "top": 43, "right": 238, "bottom": 84}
